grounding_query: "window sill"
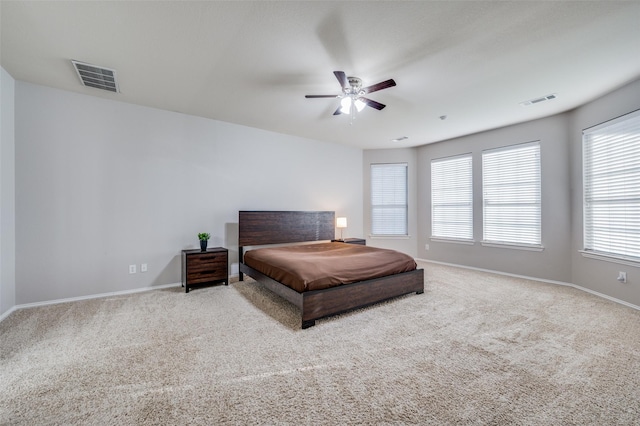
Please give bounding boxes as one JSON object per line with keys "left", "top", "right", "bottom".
{"left": 579, "top": 250, "right": 640, "bottom": 267}
{"left": 430, "top": 237, "right": 475, "bottom": 246}
{"left": 481, "top": 241, "right": 544, "bottom": 252}
{"left": 369, "top": 235, "right": 411, "bottom": 240}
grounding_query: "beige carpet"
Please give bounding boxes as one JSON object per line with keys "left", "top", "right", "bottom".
{"left": 1, "top": 262, "right": 639, "bottom": 425}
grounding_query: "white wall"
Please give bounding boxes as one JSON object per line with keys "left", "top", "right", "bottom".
{"left": 362, "top": 148, "right": 418, "bottom": 257}
{"left": 0, "top": 67, "right": 16, "bottom": 317}
{"left": 570, "top": 78, "right": 640, "bottom": 307}
{"left": 15, "top": 82, "right": 363, "bottom": 304}
{"left": 413, "top": 77, "right": 640, "bottom": 307}
{"left": 416, "top": 114, "right": 572, "bottom": 283}
{"left": 9, "top": 76, "right": 640, "bottom": 310}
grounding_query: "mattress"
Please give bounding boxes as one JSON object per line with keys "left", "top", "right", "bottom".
{"left": 242, "top": 242, "right": 417, "bottom": 292}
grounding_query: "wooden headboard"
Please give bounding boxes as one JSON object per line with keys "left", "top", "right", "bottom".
{"left": 238, "top": 211, "right": 335, "bottom": 247}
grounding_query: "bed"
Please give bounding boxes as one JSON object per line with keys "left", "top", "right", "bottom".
{"left": 238, "top": 211, "right": 424, "bottom": 329}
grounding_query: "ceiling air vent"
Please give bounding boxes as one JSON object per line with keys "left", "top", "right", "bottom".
{"left": 71, "top": 60, "right": 119, "bottom": 93}
{"left": 520, "top": 93, "right": 557, "bottom": 107}
{"left": 392, "top": 136, "right": 409, "bottom": 142}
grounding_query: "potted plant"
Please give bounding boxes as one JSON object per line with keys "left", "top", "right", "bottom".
{"left": 198, "top": 233, "right": 210, "bottom": 251}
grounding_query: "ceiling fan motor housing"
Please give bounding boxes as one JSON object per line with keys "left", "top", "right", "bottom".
{"left": 346, "top": 76, "right": 364, "bottom": 95}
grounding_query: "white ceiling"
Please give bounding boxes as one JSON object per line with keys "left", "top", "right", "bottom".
{"left": 2, "top": 1, "right": 640, "bottom": 150}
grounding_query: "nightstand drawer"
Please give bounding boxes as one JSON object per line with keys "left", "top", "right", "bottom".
{"left": 187, "top": 255, "right": 226, "bottom": 269}
{"left": 187, "top": 267, "right": 226, "bottom": 284}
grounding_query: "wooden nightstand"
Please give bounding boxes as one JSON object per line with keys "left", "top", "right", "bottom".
{"left": 181, "top": 247, "right": 228, "bottom": 293}
{"left": 331, "top": 238, "right": 366, "bottom": 246}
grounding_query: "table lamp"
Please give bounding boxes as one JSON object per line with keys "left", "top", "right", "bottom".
{"left": 336, "top": 217, "right": 347, "bottom": 241}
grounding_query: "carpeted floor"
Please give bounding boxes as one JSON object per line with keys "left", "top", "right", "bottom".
{"left": 1, "top": 262, "right": 639, "bottom": 425}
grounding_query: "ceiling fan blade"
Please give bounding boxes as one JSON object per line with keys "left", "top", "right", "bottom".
{"left": 333, "top": 106, "right": 343, "bottom": 115}
{"left": 363, "top": 79, "right": 396, "bottom": 94}
{"left": 360, "top": 97, "right": 386, "bottom": 110}
{"left": 334, "top": 71, "right": 348, "bottom": 90}
{"left": 305, "top": 94, "right": 339, "bottom": 98}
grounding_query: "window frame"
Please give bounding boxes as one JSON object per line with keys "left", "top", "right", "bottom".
{"left": 370, "top": 162, "right": 409, "bottom": 237}
{"left": 481, "top": 141, "right": 543, "bottom": 250}
{"left": 581, "top": 109, "right": 640, "bottom": 265}
{"left": 430, "top": 153, "right": 474, "bottom": 243}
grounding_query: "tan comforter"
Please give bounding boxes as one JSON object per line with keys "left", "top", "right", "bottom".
{"left": 243, "top": 242, "right": 417, "bottom": 292}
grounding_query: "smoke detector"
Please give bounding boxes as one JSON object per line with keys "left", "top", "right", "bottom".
{"left": 71, "top": 60, "right": 119, "bottom": 93}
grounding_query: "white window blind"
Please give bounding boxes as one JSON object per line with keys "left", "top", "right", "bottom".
{"left": 371, "top": 163, "right": 408, "bottom": 236}
{"left": 482, "top": 142, "right": 541, "bottom": 247}
{"left": 583, "top": 110, "right": 640, "bottom": 262}
{"left": 431, "top": 154, "right": 473, "bottom": 240}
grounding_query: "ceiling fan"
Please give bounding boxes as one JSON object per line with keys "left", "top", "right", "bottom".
{"left": 305, "top": 71, "right": 396, "bottom": 119}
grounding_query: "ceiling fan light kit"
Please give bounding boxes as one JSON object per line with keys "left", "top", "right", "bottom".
{"left": 340, "top": 96, "right": 366, "bottom": 115}
{"left": 305, "top": 71, "right": 396, "bottom": 123}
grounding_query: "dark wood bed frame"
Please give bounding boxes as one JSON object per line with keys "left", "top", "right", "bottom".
{"left": 238, "top": 211, "right": 424, "bottom": 329}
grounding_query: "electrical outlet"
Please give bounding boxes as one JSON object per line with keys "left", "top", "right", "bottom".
{"left": 617, "top": 271, "right": 627, "bottom": 283}
{"left": 129, "top": 264, "right": 137, "bottom": 274}
{"left": 141, "top": 263, "right": 148, "bottom": 273}
{"left": 425, "top": 244, "right": 430, "bottom": 251}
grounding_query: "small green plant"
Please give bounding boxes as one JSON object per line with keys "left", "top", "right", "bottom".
{"left": 198, "top": 232, "right": 210, "bottom": 241}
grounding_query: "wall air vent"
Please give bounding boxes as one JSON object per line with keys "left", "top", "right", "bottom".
{"left": 71, "top": 60, "right": 119, "bottom": 93}
{"left": 520, "top": 93, "right": 557, "bottom": 107}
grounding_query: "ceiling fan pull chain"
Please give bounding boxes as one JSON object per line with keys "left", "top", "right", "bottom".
{"left": 349, "top": 102, "right": 356, "bottom": 125}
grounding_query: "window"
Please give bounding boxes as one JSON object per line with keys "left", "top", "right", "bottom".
{"left": 371, "top": 163, "right": 408, "bottom": 236}
{"left": 482, "top": 142, "right": 541, "bottom": 247}
{"left": 583, "top": 110, "right": 640, "bottom": 262}
{"left": 431, "top": 154, "right": 473, "bottom": 241}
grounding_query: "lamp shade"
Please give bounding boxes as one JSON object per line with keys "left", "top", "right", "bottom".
{"left": 336, "top": 217, "right": 348, "bottom": 228}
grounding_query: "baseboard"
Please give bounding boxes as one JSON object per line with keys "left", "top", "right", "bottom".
{"left": 417, "top": 258, "right": 640, "bottom": 311}
{"left": 2, "top": 282, "right": 182, "bottom": 321}
{"left": 4, "top": 264, "right": 638, "bottom": 324}
{"left": 0, "top": 306, "right": 18, "bottom": 323}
